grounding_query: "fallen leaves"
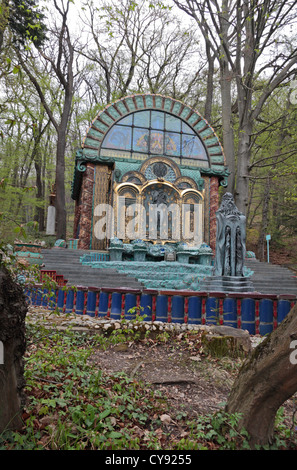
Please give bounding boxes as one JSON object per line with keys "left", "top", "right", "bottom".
{"left": 160, "top": 413, "right": 172, "bottom": 425}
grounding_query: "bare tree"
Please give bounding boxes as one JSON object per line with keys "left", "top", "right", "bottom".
{"left": 77, "top": 0, "right": 203, "bottom": 107}
{"left": 173, "top": 0, "right": 236, "bottom": 192}
{"left": 173, "top": 0, "right": 297, "bottom": 213}
{"left": 16, "top": 0, "right": 76, "bottom": 239}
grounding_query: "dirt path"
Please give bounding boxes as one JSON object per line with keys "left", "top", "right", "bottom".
{"left": 89, "top": 338, "right": 242, "bottom": 418}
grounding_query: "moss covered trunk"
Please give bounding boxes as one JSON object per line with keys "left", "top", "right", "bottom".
{"left": 0, "top": 267, "right": 27, "bottom": 433}
{"left": 226, "top": 303, "right": 297, "bottom": 447}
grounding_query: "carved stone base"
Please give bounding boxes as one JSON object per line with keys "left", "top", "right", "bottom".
{"left": 200, "top": 275, "right": 255, "bottom": 293}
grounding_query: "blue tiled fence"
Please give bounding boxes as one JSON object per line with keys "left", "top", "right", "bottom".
{"left": 25, "top": 284, "right": 297, "bottom": 336}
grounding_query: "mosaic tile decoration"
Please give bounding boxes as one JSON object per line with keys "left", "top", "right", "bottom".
{"left": 80, "top": 94, "right": 225, "bottom": 168}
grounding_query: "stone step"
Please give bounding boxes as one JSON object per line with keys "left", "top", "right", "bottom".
{"left": 246, "top": 262, "right": 295, "bottom": 272}
{"left": 249, "top": 269, "right": 294, "bottom": 275}
{"left": 40, "top": 248, "right": 297, "bottom": 295}
{"left": 250, "top": 279, "right": 296, "bottom": 285}
{"left": 41, "top": 249, "right": 144, "bottom": 289}
{"left": 199, "top": 275, "right": 255, "bottom": 293}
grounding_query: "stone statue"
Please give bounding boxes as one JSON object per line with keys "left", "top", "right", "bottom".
{"left": 214, "top": 193, "right": 246, "bottom": 277}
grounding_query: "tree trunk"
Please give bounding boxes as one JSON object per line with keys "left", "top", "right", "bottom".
{"left": 257, "top": 174, "right": 271, "bottom": 261}
{"left": 34, "top": 120, "right": 49, "bottom": 232}
{"left": 55, "top": 129, "right": 67, "bottom": 240}
{"left": 226, "top": 303, "right": 297, "bottom": 448}
{"left": 0, "top": 267, "right": 27, "bottom": 433}
{"left": 219, "top": 0, "right": 235, "bottom": 195}
{"left": 55, "top": 65, "right": 73, "bottom": 239}
{"left": 235, "top": 121, "right": 251, "bottom": 214}
{"left": 15, "top": 1, "right": 74, "bottom": 241}
{"left": 34, "top": 151, "right": 45, "bottom": 232}
{"left": 204, "top": 40, "right": 214, "bottom": 124}
{"left": 220, "top": 67, "right": 235, "bottom": 194}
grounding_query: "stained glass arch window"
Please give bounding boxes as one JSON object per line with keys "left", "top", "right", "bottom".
{"left": 101, "top": 110, "right": 208, "bottom": 162}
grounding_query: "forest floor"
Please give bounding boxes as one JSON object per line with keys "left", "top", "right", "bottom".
{"left": 88, "top": 330, "right": 297, "bottom": 430}
{"left": 26, "top": 305, "right": 297, "bottom": 436}
{"left": 89, "top": 330, "right": 237, "bottom": 419}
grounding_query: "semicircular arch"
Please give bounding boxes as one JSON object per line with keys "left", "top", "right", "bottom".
{"left": 81, "top": 94, "right": 225, "bottom": 168}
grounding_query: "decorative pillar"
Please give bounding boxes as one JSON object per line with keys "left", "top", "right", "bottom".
{"left": 92, "top": 164, "right": 112, "bottom": 250}
{"left": 78, "top": 163, "right": 95, "bottom": 250}
{"left": 209, "top": 176, "right": 219, "bottom": 253}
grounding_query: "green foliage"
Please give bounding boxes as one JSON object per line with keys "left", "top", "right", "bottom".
{"left": 108, "top": 306, "right": 149, "bottom": 344}
{"left": 0, "top": 326, "right": 168, "bottom": 450}
{"left": 246, "top": 84, "right": 297, "bottom": 253}
{"left": 0, "top": 324, "right": 296, "bottom": 450}
{"left": 0, "top": 240, "right": 40, "bottom": 285}
{"left": 8, "top": 0, "right": 47, "bottom": 47}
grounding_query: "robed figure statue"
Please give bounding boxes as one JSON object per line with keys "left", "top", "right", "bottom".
{"left": 214, "top": 193, "right": 246, "bottom": 277}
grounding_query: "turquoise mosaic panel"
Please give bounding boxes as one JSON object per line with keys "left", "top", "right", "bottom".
{"left": 154, "top": 95, "right": 163, "bottom": 109}
{"left": 180, "top": 106, "right": 192, "bottom": 120}
{"left": 193, "top": 120, "right": 207, "bottom": 132}
{"left": 88, "top": 128, "right": 103, "bottom": 140}
{"left": 210, "top": 155, "right": 225, "bottom": 164}
{"left": 135, "top": 95, "right": 145, "bottom": 109}
{"left": 144, "top": 95, "right": 154, "bottom": 108}
{"left": 84, "top": 137, "right": 100, "bottom": 148}
{"left": 93, "top": 120, "right": 109, "bottom": 133}
{"left": 200, "top": 128, "right": 214, "bottom": 139}
{"left": 99, "top": 113, "right": 114, "bottom": 127}
{"left": 180, "top": 167, "right": 201, "bottom": 179}
{"left": 124, "top": 97, "right": 137, "bottom": 112}
{"left": 164, "top": 98, "right": 173, "bottom": 112}
{"left": 172, "top": 101, "right": 182, "bottom": 116}
{"left": 115, "top": 160, "right": 141, "bottom": 174}
{"left": 203, "top": 136, "right": 219, "bottom": 146}
{"left": 115, "top": 101, "right": 128, "bottom": 116}
{"left": 212, "top": 164, "right": 226, "bottom": 170}
{"left": 105, "top": 107, "right": 121, "bottom": 121}
{"left": 208, "top": 146, "right": 223, "bottom": 155}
